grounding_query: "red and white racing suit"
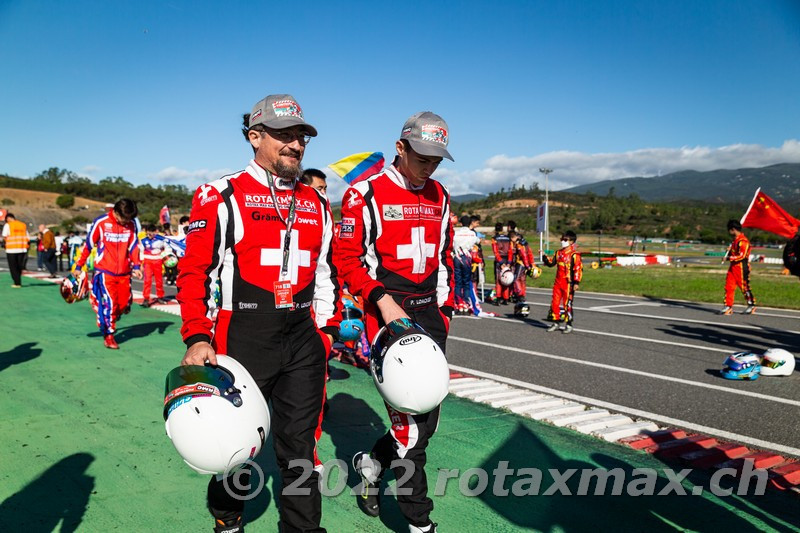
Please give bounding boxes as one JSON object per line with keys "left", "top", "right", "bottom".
{"left": 140, "top": 235, "right": 166, "bottom": 301}
{"left": 336, "top": 161, "right": 454, "bottom": 528}
{"left": 543, "top": 244, "right": 582, "bottom": 325}
{"left": 75, "top": 209, "right": 141, "bottom": 335}
{"left": 178, "top": 160, "right": 341, "bottom": 531}
{"left": 725, "top": 233, "right": 755, "bottom": 307}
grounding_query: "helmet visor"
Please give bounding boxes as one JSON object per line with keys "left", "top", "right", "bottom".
{"left": 163, "top": 365, "right": 237, "bottom": 419}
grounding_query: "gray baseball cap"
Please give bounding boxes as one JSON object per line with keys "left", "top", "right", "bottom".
{"left": 399, "top": 111, "right": 453, "bottom": 161}
{"left": 249, "top": 94, "right": 318, "bottom": 137}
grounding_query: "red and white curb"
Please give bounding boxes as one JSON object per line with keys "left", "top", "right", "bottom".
{"left": 448, "top": 369, "right": 800, "bottom": 497}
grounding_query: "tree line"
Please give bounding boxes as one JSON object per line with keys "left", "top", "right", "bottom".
{"left": 0, "top": 167, "right": 192, "bottom": 224}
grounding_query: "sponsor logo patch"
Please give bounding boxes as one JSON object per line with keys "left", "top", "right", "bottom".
{"left": 404, "top": 204, "right": 442, "bottom": 221}
{"left": 346, "top": 190, "right": 363, "bottom": 209}
{"left": 383, "top": 205, "right": 403, "bottom": 220}
{"left": 295, "top": 216, "right": 318, "bottom": 225}
{"left": 340, "top": 217, "right": 355, "bottom": 239}
{"left": 421, "top": 124, "right": 448, "bottom": 145}
{"left": 399, "top": 334, "right": 422, "bottom": 346}
{"left": 186, "top": 220, "right": 207, "bottom": 235}
{"left": 238, "top": 302, "right": 258, "bottom": 310}
{"left": 272, "top": 99, "right": 302, "bottom": 118}
{"left": 382, "top": 204, "right": 443, "bottom": 221}
{"left": 243, "top": 194, "right": 318, "bottom": 213}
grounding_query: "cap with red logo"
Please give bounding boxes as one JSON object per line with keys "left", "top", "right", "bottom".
{"left": 400, "top": 111, "right": 453, "bottom": 161}
{"left": 249, "top": 94, "right": 318, "bottom": 137}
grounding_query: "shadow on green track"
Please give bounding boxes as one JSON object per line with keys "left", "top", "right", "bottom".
{"left": 0, "top": 453, "right": 95, "bottom": 532}
{"left": 0, "top": 342, "right": 42, "bottom": 373}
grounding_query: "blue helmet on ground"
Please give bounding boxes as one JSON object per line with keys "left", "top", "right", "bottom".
{"left": 721, "top": 352, "right": 761, "bottom": 380}
{"left": 339, "top": 300, "right": 365, "bottom": 342}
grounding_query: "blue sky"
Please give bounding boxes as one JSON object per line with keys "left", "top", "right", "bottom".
{"left": 2, "top": 0, "right": 799, "bottom": 201}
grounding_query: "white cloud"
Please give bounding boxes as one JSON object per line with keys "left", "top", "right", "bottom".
{"left": 81, "top": 165, "right": 102, "bottom": 175}
{"left": 152, "top": 166, "right": 235, "bottom": 189}
{"left": 435, "top": 139, "right": 800, "bottom": 196}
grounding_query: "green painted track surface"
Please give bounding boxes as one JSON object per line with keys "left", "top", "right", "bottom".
{"left": 0, "top": 273, "right": 798, "bottom": 532}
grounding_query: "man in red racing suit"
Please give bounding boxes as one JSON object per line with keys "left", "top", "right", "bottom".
{"left": 73, "top": 199, "right": 142, "bottom": 349}
{"left": 542, "top": 230, "right": 582, "bottom": 334}
{"left": 178, "top": 94, "right": 340, "bottom": 533}
{"left": 721, "top": 219, "right": 756, "bottom": 315}
{"left": 336, "top": 111, "right": 454, "bottom": 533}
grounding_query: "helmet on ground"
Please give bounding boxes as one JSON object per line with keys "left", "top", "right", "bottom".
{"left": 339, "top": 299, "right": 365, "bottom": 342}
{"left": 164, "top": 254, "right": 178, "bottom": 268}
{"left": 164, "top": 354, "right": 270, "bottom": 475}
{"left": 720, "top": 352, "right": 761, "bottom": 381}
{"left": 499, "top": 267, "right": 515, "bottom": 287}
{"left": 527, "top": 266, "right": 542, "bottom": 279}
{"left": 760, "top": 348, "right": 796, "bottom": 377}
{"left": 514, "top": 302, "right": 530, "bottom": 317}
{"left": 370, "top": 319, "right": 449, "bottom": 415}
{"left": 60, "top": 272, "right": 89, "bottom": 303}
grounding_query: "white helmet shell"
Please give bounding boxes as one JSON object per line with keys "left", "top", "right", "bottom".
{"left": 371, "top": 320, "right": 450, "bottom": 415}
{"left": 499, "top": 268, "right": 515, "bottom": 287}
{"left": 760, "top": 348, "right": 796, "bottom": 376}
{"left": 164, "top": 354, "right": 270, "bottom": 475}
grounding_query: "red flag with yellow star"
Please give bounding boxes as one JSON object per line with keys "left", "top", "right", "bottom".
{"left": 740, "top": 188, "right": 800, "bottom": 239}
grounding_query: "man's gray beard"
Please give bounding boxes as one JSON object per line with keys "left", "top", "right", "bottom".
{"left": 274, "top": 160, "right": 303, "bottom": 179}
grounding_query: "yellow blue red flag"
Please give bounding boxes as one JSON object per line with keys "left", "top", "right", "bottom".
{"left": 327, "top": 152, "right": 384, "bottom": 185}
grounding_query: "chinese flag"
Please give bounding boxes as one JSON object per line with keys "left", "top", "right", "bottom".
{"left": 740, "top": 188, "right": 800, "bottom": 239}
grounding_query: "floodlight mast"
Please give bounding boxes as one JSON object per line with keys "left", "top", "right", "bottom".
{"left": 539, "top": 167, "right": 553, "bottom": 253}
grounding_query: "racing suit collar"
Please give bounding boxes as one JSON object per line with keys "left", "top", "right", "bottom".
{"left": 386, "top": 159, "right": 426, "bottom": 191}
{"left": 247, "top": 160, "right": 297, "bottom": 191}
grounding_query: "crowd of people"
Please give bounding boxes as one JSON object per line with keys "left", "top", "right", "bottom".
{"left": 0, "top": 92, "right": 765, "bottom": 533}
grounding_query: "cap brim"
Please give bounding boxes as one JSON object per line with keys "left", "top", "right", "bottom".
{"left": 267, "top": 117, "right": 318, "bottom": 137}
{"left": 407, "top": 139, "right": 454, "bottom": 161}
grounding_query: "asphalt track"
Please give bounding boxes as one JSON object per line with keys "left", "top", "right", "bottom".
{"left": 450, "top": 288, "right": 800, "bottom": 457}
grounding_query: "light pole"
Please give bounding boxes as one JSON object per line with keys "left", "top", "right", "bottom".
{"left": 539, "top": 167, "right": 552, "bottom": 253}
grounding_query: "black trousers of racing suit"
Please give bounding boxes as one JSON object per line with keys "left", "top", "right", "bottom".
{"left": 207, "top": 309, "right": 328, "bottom": 533}
{"left": 364, "top": 291, "right": 448, "bottom": 528}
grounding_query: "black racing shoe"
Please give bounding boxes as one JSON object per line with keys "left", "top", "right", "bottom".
{"left": 409, "top": 522, "right": 438, "bottom": 533}
{"left": 214, "top": 516, "right": 243, "bottom": 533}
{"left": 353, "top": 452, "right": 381, "bottom": 518}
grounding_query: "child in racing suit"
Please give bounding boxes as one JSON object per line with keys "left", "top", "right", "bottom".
{"left": 542, "top": 230, "right": 582, "bottom": 334}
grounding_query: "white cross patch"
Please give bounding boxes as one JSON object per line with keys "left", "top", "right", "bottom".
{"left": 199, "top": 184, "right": 213, "bottom": 200}
{"left": 396, "top": 226, "right": 436, "bottom": 274}
{"left": 260, "top": 229, "right": 311, "bottom": 284}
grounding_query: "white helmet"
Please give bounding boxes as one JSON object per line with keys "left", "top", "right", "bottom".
{"left": 760, "top": 348, "right": 796, "bottom": 376}
{"left": 499, "top": 267, "right": 515, "bottom": 287}
{"left": 164, "top": 354, "right": 270, "bottom": 475}
{"left": 370, "top": 319, "right": 450, "bottom": 415}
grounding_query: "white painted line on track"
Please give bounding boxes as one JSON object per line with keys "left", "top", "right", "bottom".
{"left": 448, "top": 336, "right": 800, "bottom": 407}
{"left": 457, "top": 314, "right": 736, "bottom": 353}
{"left": 588, "top": 303, "right": 664, "bottom": 311}
{"left": 449, "top": 363, "right": 800, "bottom": 458}
{"left": 520, "top": 300, "right": 800, "bottom": 335}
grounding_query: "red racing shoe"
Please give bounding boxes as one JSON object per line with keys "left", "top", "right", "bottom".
{"left": 104, "top": 334, "right": 119, "bottom": 349}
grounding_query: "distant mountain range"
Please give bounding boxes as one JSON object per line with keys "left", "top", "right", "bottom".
{"left": 565, "top": 163, "right": 800, "bottom": 208}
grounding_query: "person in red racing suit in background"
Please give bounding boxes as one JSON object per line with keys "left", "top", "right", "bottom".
{"left": 491, "top": 222, "right": 513, "bottom": 304}
{"left": 73, "top": 198, "right": 142, "bottom": 349}
{"left": 542, "top": 230, "right": 582, "bottom": 334}
{"left": 336, "top": 111, "right": 454, "bottom": 533}
{"left": 720, "top": 219, "right": 756, "bottom": 315}
{"left": 509, "top": 230, "right": 534, "bottom": 302}
{"left": 178, "top": 94, "right": 341, "bottom": 533}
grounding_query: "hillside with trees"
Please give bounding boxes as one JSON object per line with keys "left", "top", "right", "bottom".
{"left": 0, "top": 167, "right": 192, "bottom": 226}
